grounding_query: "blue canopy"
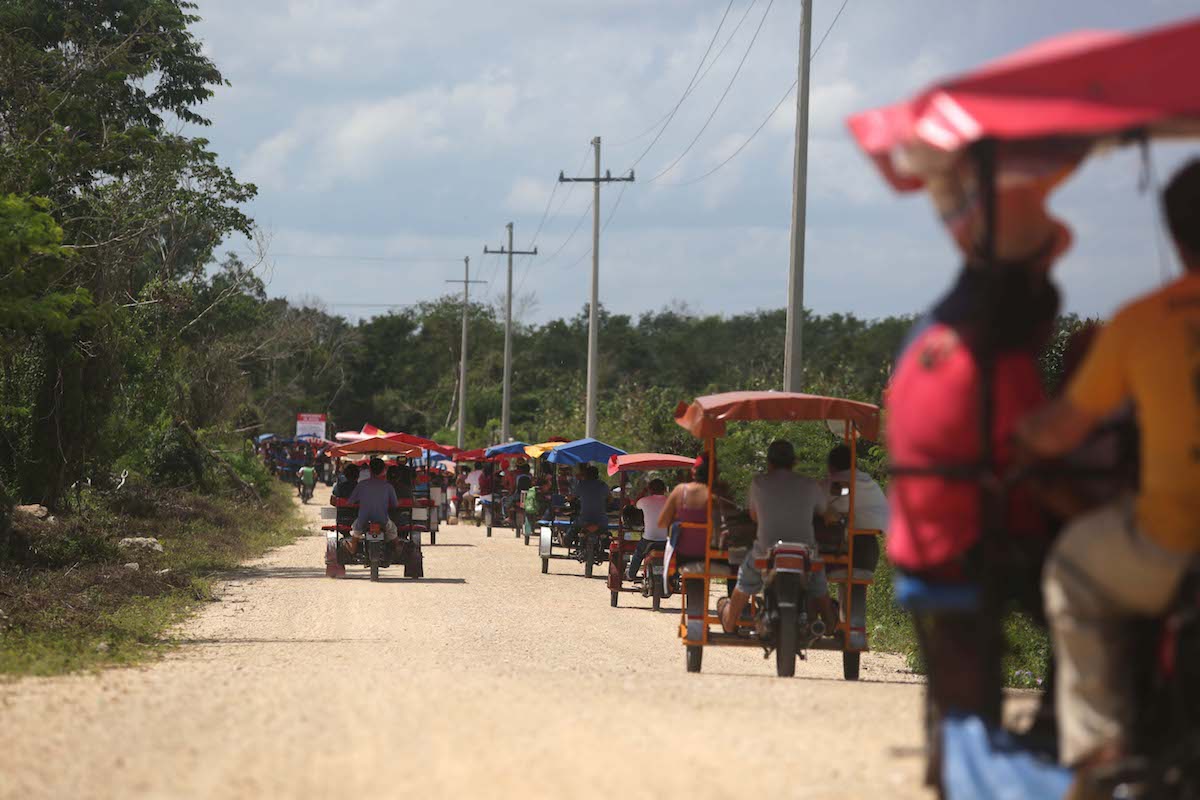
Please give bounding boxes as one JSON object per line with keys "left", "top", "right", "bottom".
{"left": 423, "top": 449, "right": 451, "bottom": 462}
{"left": 485, "top": 441, "right": 529, "bottom": 457}
{"left": 545, "top": 437, "right": 626, "bottom": 465}
{"left": 256, "top": 433, "right": 277, "bottom": 443}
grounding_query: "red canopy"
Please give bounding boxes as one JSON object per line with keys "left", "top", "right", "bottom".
{"left": 453, "top": 448, "right": 491, "bottom": 462}
{"left": 674, "top": 391, "right": 881, "bottom": 441}
{"left": 383, "top": 432, "right": 457, "bottom": 457}
{"left": 329, "top": 437, "right": 422, "bottom": 458}
{"left": 607, "top": 453, "right": 696, "bottom": 476}
{"left": 847, "top": 17, "right": 1200, "bottom": 192}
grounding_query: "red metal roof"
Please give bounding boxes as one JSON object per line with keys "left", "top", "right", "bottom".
{"left": 847, "top": 17, "right": 1200, "bottom": 192}
{"left": 606, "top": 453, "right": 696, "bottom": 476}
{"left": 674, "top": 391, "right": 881, "bottom": 440}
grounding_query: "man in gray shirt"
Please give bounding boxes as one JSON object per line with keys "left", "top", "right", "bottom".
{"left": 346, "top": 457, "right": 399, "bottom": 554}
{"left": 719, "top": 440, "right": 832, "bottom": 633}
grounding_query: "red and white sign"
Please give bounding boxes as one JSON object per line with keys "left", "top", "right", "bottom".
{"left": 296, "top": 413, "right": 327, "bottom": 440}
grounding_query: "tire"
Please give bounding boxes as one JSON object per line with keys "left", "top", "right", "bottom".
{"left": 686, "top": 645, "right": 703, "bottom": 673}
{"left": 652, "top": 576, "right": 662, "bottom": 612}
{"left": 776, "top": 606, "right": 798, "bottom": 677}
{"left": 843, "top": 651, "right": 861, "bottom": 681}
{"left": 487, "top": 526, "right": 492, "bottom": 538}
{"left": 610, "top": 591, "right": 619, "bottom": 608}
{"left": 430, "top": 531, "right": 437, "bottom": 546}
{"left": 524, "top": 531, "right": 531, "bottom": 546}
{"left": 541, "top": 557, "right": 549, "bottom": 575}
{"left": 370, "top": 558, "right": 380, "bottom": 582}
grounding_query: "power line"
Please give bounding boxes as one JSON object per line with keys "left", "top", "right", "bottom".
{"left": 612, "top": 0, "right": 758, "bottom": 149}
{"left": 515, "top": 143, "right": 593, "bottom": 294}
{"left": 516, "top": 196, "right": 594, "bottom": 295}
{"left": 320, "top": 302, "right": 421, "bottom": 309}
{"left": 811, "top": 0, "right": 850, "bottom": 59}
{"left": 624, "top": 0, "right": 736, "bottom": 171}
{"left": 271, "top": 253, "right": 460, "bottom": 263}
{"left": 647, "top": 0, "right": 776, "bottom": 183}
{"left": 524, "top": 142, "right": 590, "bottom": 250}
{"left": 662, "top": 0, "right": 850, "bottom": 187}
{"left": 561, "top": 180, "right": 630, "bottom": 272}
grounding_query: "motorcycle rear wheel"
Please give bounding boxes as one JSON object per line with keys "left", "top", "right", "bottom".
{"left": 776, "top": 606, "right": 798, "bottom": 677}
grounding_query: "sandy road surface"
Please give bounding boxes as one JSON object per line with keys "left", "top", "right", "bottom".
{"left": 0, "top": 487, "right": 931, "bottom": 799}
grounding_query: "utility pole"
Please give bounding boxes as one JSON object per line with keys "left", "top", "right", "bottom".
{"left": 446, "top": 256, "right": 486, "bottom": 450}
{"left": 484, "top": 223, "right": 537, "bottom": 444}
{"left": 783, "top": 0, "right": 812, "bottom": 392}
{"left": 559, "top": 136, "right": 634, "bottom": 438}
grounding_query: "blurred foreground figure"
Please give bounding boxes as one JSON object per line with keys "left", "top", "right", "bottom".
{"left": 1019, "top": 160, "right": 1200, "bottom": 780}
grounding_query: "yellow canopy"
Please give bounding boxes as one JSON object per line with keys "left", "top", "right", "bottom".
{"left": 524, "top": 441, "right": 568, "bottom": 458}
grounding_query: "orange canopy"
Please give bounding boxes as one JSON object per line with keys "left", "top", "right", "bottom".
{"left": 674, "top": 391, "right": 881, "bottom": 440}
{"left": 329, "top": 437, "right": 423, "bottom": 459}
{"left": 607, "top": 453, "right": 696, "bottom": 476}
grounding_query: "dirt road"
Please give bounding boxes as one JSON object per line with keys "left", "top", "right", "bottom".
{"left": 0, "top": 488, "right": 930, "bottom": 799}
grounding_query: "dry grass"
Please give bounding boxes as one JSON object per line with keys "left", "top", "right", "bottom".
{"left": 0, "top": 481, "right": 303, "bottom": 676}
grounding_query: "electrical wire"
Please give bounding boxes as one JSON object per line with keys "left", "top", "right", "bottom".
{"left": 647, "top": 0, "right": 776, "bottom": 183}
{"left": 612, "top": 0, "right": 758, "bottom": 149}
{"left": 623, "top": 0, "right": 737, "bottom": 171}
{"left": 516, "top": 197, "right": 594, "bottom": 295}
{"left": 515, "top": 142, "right": 595, "bottom": 295}
{"left": 560, "top": 181, "right": 630, "bottom": 272}
{"left": 811, "top": 0, "right": 850, "bottom": 59}
{"left": 662, "top": 0, "right": 851, "bottom": 187}
{"left": 271, "top": 253, "right": 461, "bottom": 263}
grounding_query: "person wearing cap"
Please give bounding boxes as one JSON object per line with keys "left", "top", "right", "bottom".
{"left": 718, "top": 440, "right": 833, "bottom": 634}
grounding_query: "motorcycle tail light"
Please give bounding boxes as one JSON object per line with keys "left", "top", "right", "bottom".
{"left": 774, "top": 554, "right": 807, "bottom": 572}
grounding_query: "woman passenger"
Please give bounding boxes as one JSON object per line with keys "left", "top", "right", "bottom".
{"left": 658, "top": 455, "right": 712, "bottom": 561}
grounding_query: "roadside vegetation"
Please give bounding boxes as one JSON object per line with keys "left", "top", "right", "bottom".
{"left": 0, "top": 453, "right": 304, "bottom": 676}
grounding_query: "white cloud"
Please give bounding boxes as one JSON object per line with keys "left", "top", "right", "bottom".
{"left": 241, "top": 129, "right": 301, "bottom": 190}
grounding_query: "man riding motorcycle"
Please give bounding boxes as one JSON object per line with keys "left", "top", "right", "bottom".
{"left": 344, "top": 457, "right": 400, "bottom": 555}
{"left": 296, "top": 463, "right": 317, "bottom": 502}
{"left": 1018, "top": 160, "right": 1200, "bottom": 791}
{"left": 718, "top": 440, "right": 834, "bottom": 634}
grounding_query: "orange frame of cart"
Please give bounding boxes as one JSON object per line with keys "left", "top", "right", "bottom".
{"left": 672, "top": 391, "right": 883, "bottom": 660}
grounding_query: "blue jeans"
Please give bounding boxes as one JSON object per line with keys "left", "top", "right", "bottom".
{"left": 626, "top": 538, "right": 666, "bottom": 579}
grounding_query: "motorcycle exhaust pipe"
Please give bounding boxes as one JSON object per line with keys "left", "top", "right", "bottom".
{"left": 809, "top": 619, "right": 826, "bottom": 638}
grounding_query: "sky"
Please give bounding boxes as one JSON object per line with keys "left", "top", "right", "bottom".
{"left": 189, "top": 0, "right": 1199, "bottom": 324}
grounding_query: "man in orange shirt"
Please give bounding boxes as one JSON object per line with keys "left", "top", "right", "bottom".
{"left": 1019, "top": 160, "right": 1200, "bottom": 775}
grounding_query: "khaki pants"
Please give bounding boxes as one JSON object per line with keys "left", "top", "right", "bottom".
{"left": 1042, "top": 496, "right": 1189, "bottom": 766}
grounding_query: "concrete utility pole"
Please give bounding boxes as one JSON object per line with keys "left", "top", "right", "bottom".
{"left": 558, "top": 136, "right": 634, "bottom": 438}
{"left": 484, "top": 224, "right": 537, "bottom": 444}
{"left": 446, "top": 256, "right": 486, "bottom": 450}
{"left": 783, "top": 0, "right": 812, "bottom": 393}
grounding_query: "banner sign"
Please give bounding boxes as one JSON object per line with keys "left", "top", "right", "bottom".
{"left": 296, "top": 413, "right": 327, "bottom": 440}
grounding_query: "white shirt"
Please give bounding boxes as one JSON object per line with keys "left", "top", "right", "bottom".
{"left": 465, "top": 469, "right": 482, "bottom": 492}
{"left": 636, "top": 495, "right": 669, "bottom": 541}
{"left": 824, "top": 469, "right": 888, "bottom": 533}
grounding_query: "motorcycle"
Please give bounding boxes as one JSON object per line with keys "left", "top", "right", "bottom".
{"left": 757, "top": 542, "right": 827, "bottom": 678}
{"left": 364, "top": 522, "right": 389, "bottom": 582}
{"left": 572, "top": 522, "right": 609, "bottom": 579}
{"left": 300, "top": 482, "right": 314, "bottom": 504}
